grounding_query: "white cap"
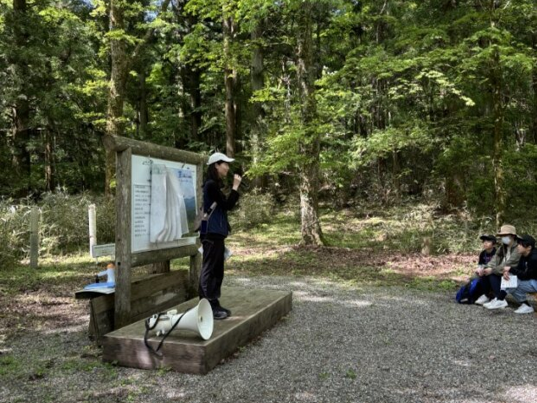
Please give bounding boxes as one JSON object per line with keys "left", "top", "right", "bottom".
{"left": 207, "top": 152, "right": 235, "bottom": 165}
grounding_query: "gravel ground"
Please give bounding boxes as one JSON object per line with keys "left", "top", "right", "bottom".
{"left": 1, "top": 275, "right": 537, "bottom": 403}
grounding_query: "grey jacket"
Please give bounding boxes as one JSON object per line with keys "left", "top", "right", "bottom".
{"left": 485, "top": 242, "right": 521, "bottom": 275}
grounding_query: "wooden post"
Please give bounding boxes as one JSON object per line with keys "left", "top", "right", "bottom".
{"left": 102, "top": 135, "right": 208, "bottom": 329}
{"left": 189, "top": 252, "right": 201, "bottom": 299}
{"left": 88, "top": 204, "right": 97, "bottom": 258}
{"left": 115, "top": 147, "right": 132, "bottom": 329}
{"left": 188, "top": 161, "right": 204, "bottom": 297}
{"left": 29, "top": 207, "right": 39, "bottom": 269}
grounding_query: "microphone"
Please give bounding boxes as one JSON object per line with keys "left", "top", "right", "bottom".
{"left": 232, "top": 170, "right": 250, "bottom": 190}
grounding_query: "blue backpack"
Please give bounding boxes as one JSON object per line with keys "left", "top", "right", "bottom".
{"left": 455, "top": 278, "right": 484, "bottom": 304}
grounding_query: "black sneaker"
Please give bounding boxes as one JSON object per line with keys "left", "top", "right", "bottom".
{"left": 213, "top": 299, "right": 232, "bottom": 317}
{"left": 219, "top": 306, "right": 232, "bottom": 316}
{"left": 213, "top": 308, "right": 228, "bottom": 320}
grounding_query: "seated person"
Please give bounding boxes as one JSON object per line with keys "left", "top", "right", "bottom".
{"left": 477, "top": 225, "right": 521, "bottom": 308}
{"left": 473, "top": 234, "right": 497, "bottom": 305}
{"left": 488, "top": 234, "right": 537, "bottom": 313}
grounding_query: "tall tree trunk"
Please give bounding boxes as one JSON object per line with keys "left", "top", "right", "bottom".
{"left": 223, "top": 10, "right": 237, "bottom": 157}
{"left": 251, "top": 21, "right": 266, "bottom": 189}
{"left": 491, "top": 45, "right": 506, "bottom": 227}
{"left": 105, "top": 0, "right": 129, "bottom": 196}
{"left": 174, "top": 1, "right": 202, "bottom": 143}
{"left": 532, "top": 32, "right": 537, "bottom": 144}
{"left": 10, "top": 0, "right": 31, "bottom": 197}
{"left": 138, "top": 69, "right": 148, "bottom": 137}
{"left": 297, "top": 0, "right": 324, "bottom": 246}
{"left": 189, "top": 66, "right": 202, "bottom": 142}
{"left": 44, "top": 128, "right": 55, "bottom": 192}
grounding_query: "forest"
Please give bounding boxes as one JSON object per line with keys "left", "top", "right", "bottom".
{"left": 2, "top": 2, "right": 537, "bottom": 401}
{"left": 1, "top": 0, "right": 537, "bottom": 251}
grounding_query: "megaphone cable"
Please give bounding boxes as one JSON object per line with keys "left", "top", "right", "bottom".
{"left": 143, "top": 306, "right": 193, "bottom": 357}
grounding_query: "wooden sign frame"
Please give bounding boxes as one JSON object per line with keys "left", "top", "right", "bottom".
{"left": 103, "top": 135, "right": 206, "bottom": 328}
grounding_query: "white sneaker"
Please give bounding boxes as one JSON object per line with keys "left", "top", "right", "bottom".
{"left": 514, "top": 304, "right": 534, "bottom": 314}
{"left": 484, "top": 299, "right": 508, "bottom": 310}
{"left": 475, "top": 295, "right": 490, "bottom": 305}
{"left": 483, "top": 298, "right": 497, "bottom": 308}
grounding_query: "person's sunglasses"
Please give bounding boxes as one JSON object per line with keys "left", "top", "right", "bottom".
{"left": 517, "top": 242, "right": 531, "bottom": 248}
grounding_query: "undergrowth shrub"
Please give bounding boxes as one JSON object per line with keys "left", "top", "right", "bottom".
{"left": 0, "top": 200, "right": 32, "bottom": 266}
{"left": 373, "top": 203, "right": 491, "bottom": 255}
{"left": 40, "top": 192, "right": 92, "bottom": 253}
{"left": 231, "top": 192, "right": 276, "bottom": 229}
{"left": 0, "top": 192, "right": 116, "bottom": 265}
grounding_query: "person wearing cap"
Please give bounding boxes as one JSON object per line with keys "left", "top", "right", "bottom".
{"left": 478, "top": 224, "right": 521, "bottom": 309}
{"left": 472, "top": 234, "right": 497, "bottom": 305}
{"left": 477, "top": 234, "right": 497, "bottom": 267}
{"left": 485, "top": 234, "right": 537, "bottom": 313}
{"left": 199, "top": 152, "right": 241, "bottom": 320}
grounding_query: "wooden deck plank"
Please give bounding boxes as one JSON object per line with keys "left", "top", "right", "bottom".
{"left": 102, "top": 287, "right": 292, "bottom": 374}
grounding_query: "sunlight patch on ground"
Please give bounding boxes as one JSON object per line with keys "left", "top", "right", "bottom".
{"left": 0, "top": 333, "right": 11, "bottom": 350}
{"left": 42, "top": 323, "right": 87, "bottom": 335}
{"left": 378, "top": 295, "right": 429, "bottom": 306}
{"left": 501, "top": 384, "right": 537, "bottom": 403}
{"left": 166, "top": 389, "right": 187, "bottom": 399}
{"left": 232, "top": 277, "right": 252, "bottom": 284}
{"left": 289, "top": 281, "right": 309, "bottom": 287}
{"left": 342, "top": 299, "right": 373, "bottom": 308}
{"left": 294, "top": 391, "right": 317, "bottom": 401}
{"left": 451, "top": 358, "right": 472, "bottom": 367}
{"left": 300, "top": 295, "right": 334, "bottom": 303}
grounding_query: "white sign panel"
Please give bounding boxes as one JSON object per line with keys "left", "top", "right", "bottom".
{"left": 131, "top": 155, "right": 198, "bottom": 253}
{"left": 92, "top": 243, "right": 116, "bottom": 258}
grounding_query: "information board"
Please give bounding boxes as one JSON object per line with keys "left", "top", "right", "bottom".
{"left": 131, "top": 155, "right": 198, "bottom": 253}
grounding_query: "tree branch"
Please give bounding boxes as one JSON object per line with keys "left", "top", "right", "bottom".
{"left": 130, "top": 0, "right": 173, "bottom": 67}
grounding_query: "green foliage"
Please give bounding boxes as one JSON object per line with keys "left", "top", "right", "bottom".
{"left": 230, "top": 191, "right": 276, "bottom": 230}
{"left": 0, "top": 0, "right": 536, "bottom": 226}
{"left": 0, "top": 200, "right": 33, "bottom": 266}
{"left": 39, "top": 192, "right": 115, "bottom": 254}
{"left": 0, "top": 192, "right": 115, "bottom": 265}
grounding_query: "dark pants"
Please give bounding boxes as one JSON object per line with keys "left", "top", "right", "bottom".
{"left": 199, "top": 236, "right": 225, "bottom": 308}
{"left": 481, "top": 273, "right": 503, "bottom": 298}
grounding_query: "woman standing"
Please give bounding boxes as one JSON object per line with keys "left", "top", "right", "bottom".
{"left": 199, "top": 152, "right": 241, "bottom": 320}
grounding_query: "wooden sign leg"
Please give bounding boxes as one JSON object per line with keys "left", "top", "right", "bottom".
{"left": 189, "top": 252, "right": 201, "bottom": 299}
{"left": 115, "top": 147, "right": 132, "bottom": 329}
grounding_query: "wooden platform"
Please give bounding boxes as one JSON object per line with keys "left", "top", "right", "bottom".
{"left": 102, "top": 287, "right": 292, "bottom": 374}
{"left": 75, "top": 271, "right": 189, "bottom": 343}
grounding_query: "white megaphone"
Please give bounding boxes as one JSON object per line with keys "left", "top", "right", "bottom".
{"left": 147, "top": 298, "right": 214, "bottom": 340}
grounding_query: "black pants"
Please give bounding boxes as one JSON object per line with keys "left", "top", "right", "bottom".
{"left": 481, "top": 273, "right": 503, "bottom": 298}
{"left": 199, "top": 236, "right": 225, "bottom": 308}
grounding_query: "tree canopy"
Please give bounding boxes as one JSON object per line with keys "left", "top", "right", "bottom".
{"left": 1, "top": 0, "right": 537, "bottom": 241}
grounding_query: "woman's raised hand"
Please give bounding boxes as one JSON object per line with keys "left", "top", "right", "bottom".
{"left": 232, "top": 174, "right": 242, "bottom": 190}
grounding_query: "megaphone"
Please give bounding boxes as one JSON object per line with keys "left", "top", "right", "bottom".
{"left": 147, "top": 298, "right": 214, "bottom": 340}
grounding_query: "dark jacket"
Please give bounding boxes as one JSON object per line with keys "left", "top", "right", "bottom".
{"left": 478, "top": 248, "right": 496, "bottom": 266}
{"left": 510, "top": 248, "right": 537, "bottom": 281}
{"left": 203, "top": 179, "right": 239, "bottom": 238}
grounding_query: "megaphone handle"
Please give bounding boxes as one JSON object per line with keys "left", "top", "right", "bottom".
{"left": 144, "top": 313, "right": 164, "bottom": 357}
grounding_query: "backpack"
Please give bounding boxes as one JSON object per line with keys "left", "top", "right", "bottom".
{"left": 455, "top": 278, "right": 484, "bottom": 304}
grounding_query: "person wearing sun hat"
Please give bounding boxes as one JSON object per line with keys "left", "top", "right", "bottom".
{"left": 480, "top": 224, "right": 521, "bottom": 310}
{"left": 198, "top": 152, "right": 242, "bottom": 320}
{"left": 485, "top": 234, "right": 537, "bottom": 313}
